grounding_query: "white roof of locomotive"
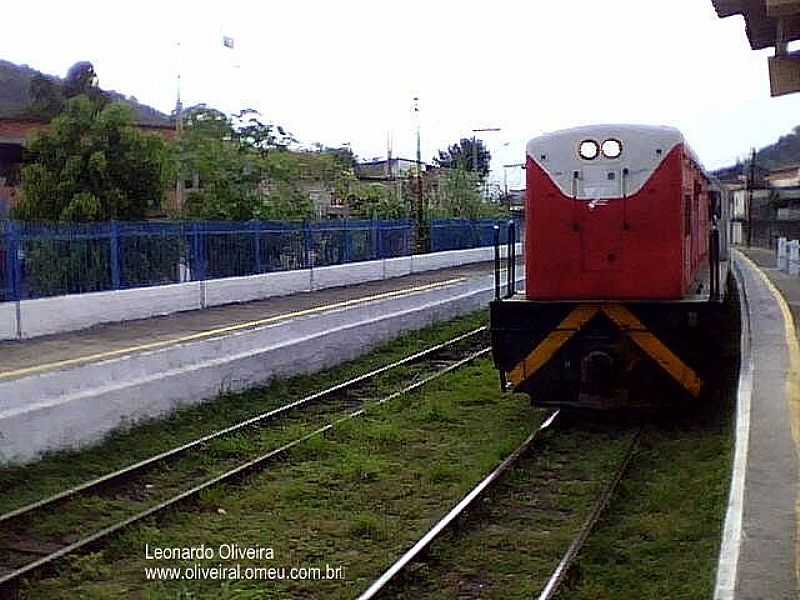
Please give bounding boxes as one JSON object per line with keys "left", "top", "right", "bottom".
{"left": 526, "top": 124, "right": 701, "bottom": 199}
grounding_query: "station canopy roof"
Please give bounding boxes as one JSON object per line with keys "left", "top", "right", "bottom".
{"left": 712, "top": 0, "right": 800, "bottom": 48}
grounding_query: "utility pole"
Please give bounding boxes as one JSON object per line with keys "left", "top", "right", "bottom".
{"left": 471, "top": 128, "right": 501, "bottom": 198}
{"left": 747, "top": 147, "right": 755, "bottom": 247}
{"left": 174, "top": 41, "right": 184, "bottom": 213}
{"left": 413, "top": 97, "right": 426, "bottom": 252}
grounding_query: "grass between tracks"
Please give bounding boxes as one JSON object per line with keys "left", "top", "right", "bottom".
{"left": 21, "top": 356, "right": 544, "bottom": 598}
{"left": 556, "top": 403, "right": 734, "bottom": 600}
{"left": 0, "top": 311, "right": 488, "bottom": 515}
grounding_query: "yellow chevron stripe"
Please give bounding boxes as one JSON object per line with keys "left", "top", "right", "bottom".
{"left": 601, "top": 304, "right": 703, "bottom": 398}
{"left": 508, "top": 304, "right": 600, "bottom": 387}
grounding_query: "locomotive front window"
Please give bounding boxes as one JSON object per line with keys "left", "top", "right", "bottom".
{"left": 578, "top": 140, "right": 599, "bottom": 160}
{"left": 601, "top": 139, "right": 622, "bottom": 158}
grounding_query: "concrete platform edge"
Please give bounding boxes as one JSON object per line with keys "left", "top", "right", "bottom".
{"left": 715, "top": 249, "right": 800, "bottom": 599}
{"left": 714, "top": 256, "right": 753, "bottom": 600}
{"left": 0, "top": 277, "right": 520, "bottom": 465}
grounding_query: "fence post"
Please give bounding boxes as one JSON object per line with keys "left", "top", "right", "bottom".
{"left": 7, "top": 222, "right": 22, "bottom": 338}
{"left": 343, "top": 219, "right": 351, "bottom": 264}
{"left": 494, "top": 225, "right": 501, "bottom": 300}
{"left": 9, "top": 222, "right": 22, "bottom": 302}
{"left": 192, "top": 223, "right": 208, "bottom": 308}
{"left": 191, "top": 223, "right": 199, "bottom": 282}
{"left": 373, "top": 219, "right": 380, "bottom": 260}
{"left": 110, "top": 221, "right": 121, "bottom": 289}
{"left": 192, "top": 222, "right": 207, "bottom": 281}
{"left": 5, "top": 222, "right": 16, "bottom": 301}
{"left": 254, "top": 221, "right": 263, "bottom": 274}
{"left": 303, "top": 220, "right": 311, "bottom": 269}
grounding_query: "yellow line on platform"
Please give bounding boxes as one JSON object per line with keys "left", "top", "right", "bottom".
{"left": 736, "top": 250, "right": 800, "bottom": 585}
{"left": 0, "top": 277, "right": 467, "bottom": 382}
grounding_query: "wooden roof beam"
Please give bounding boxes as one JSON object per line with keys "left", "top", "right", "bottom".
{"left": 767, "top": 0, "right": 800, "bottom": 17}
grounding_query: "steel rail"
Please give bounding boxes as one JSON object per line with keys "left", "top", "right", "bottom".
{"left": 0, "top": 326, "right": 487, "bottom": 527}
{"left": 0, "top": 344, "right": 492, "bottom": 592}
{"left": 536, "top": 429, "right": 641, "bottom": 600}
{"left": 357, "top": 409, "right": 561, "bottom": 600}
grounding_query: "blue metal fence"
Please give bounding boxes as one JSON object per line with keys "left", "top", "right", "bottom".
{"left": 0, "top": 218, "right": 520, "bottom": 302}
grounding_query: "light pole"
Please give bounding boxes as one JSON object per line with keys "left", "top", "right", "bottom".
{"left": 413, "top": 97, "right": 427, "bottom": 252}
{"left": 503, "top": 162, "right": 524, "bottom": 206}
{"left": 471, "top": 128, "right": 501, "bottom": 198}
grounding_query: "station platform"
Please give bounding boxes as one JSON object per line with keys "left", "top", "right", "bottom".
{"left": 0, "top": 261, "right": 500, "bottom": 382}
{"left": 0, "top": 260, "right": 521, "bottom": 465}
{"left": 717, "top": 247, "right": 800, "bottom": 600}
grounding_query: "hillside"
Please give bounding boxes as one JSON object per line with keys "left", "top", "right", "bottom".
{"left": 0, "top": 59, "right": 171, "bottom": 126}
{"left": 713, "top": 125, "right": 800, "bottom": 180}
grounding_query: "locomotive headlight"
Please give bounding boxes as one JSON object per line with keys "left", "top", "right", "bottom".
{"left": 578, "top": 140, "right": 599, "bottom": 160}
{"left": 601, "top": 139, "right": 622, "bottom": 158}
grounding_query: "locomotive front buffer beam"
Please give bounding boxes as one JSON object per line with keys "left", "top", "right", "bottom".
{"left": 490, "top": 299, "right": 723, "bottom": 409}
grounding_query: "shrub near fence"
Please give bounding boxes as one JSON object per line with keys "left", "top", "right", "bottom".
{"left": 0, "top": 218, "right": 520, "bottom": 302}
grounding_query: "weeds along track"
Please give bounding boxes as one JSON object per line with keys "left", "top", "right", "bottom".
{"left": 0, "top": 327, "right": 490, "bottom": 594}
{"left": 359, "top": 414, "right": 640, "bottom": 600}
{"left": 536, "top": 428, "right": 639, "bottom": 600}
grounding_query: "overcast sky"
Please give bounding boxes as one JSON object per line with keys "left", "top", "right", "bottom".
{"left": 3, "top": 1, "right": 798, "bottom": 189}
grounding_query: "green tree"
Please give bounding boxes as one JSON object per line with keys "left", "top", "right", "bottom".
{"left": 178, "top": 107, "right": 265, "bottom": 220}
{"left": 179, "top": 107, "right": 323, "bottom": 221}
{"left": 434, "top": 138, "right": 492, "bottom": 178}
{"left": 254, "top": 181, "right": 315, "bottom": 221}
{"left": 29, "top": 74, "right": 64, "bottom": 118}
{"left": 15, "top": 95, "right": 170, "bottom": 221}
{"left": 347, "top": 182, "right": 408, "bottom": 219}
{"left": 28, "top": 61, "right": 109, "bottom": 119}
{"left": 430, "top": 167, "right": 508, "bottom": 219}
{"left": 233, "top": 109, "right": 297, "bottom": 156}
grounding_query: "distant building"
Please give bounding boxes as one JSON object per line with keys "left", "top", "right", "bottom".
{"left": 725, "top": 162, "right": 800, "bottom": 244}
{"left": 0, "top": 60, "right": 175, "bottom": 216}
{"left": 354, "top": 158, "right": 424, "bottom": 180}
{"left": 505, "top": 189, "right": 526, "bottom": 213}
{"left": 766, "top": 163, "right": 800, "bottom": 187}
{"left": 353, "top": 157, "right": 431, "bottom": 215}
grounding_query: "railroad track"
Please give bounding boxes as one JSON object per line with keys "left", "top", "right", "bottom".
{"left": 536, "top": 429, "right": 640, "bottom": 599}
{"left": 358, "top": 415, "right": 640, "bottom": 600}
{"left": 357, "top": 410, "right": 561, "bottom": 600}
{"left": 0, "top": 327, "right": 490, "bottom": 595}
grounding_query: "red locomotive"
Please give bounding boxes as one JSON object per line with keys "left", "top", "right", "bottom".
{"left": 491, "top": 124, "right": 729, "bottom": 408}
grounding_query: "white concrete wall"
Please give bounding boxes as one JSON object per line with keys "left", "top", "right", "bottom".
{"left": 18, "top": 281, "right": 202, "bottom": 339}
{"left": 311, "top": 260, "right": 384, "bottom": 291}
{"left": 0, "top": 273, "right": 524, "bottom": 464}
{"left": 0, "top": 243, "right": 521, "bottom": 341}
{"left": 0, "top": 301, "right": 16, "bottom": 339}
{"left": 383, "top": 256, "right": 412, "bottom": 279}
{"left": 205, "top": 269, "right": 310, "bottom": 307}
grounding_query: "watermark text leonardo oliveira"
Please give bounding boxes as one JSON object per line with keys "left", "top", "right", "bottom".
{"left": 143, "top": 543, "right": 347, "bottom": 582}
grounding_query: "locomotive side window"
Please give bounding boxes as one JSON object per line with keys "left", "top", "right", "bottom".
{"left": 601, "top": 139, "right": 622, "bottom": 158}
{"left": 578, "top": 140, "right": 599, "bottom": 160}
